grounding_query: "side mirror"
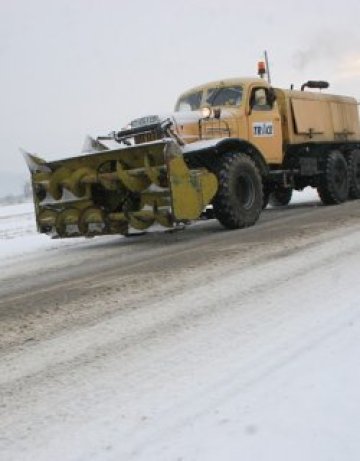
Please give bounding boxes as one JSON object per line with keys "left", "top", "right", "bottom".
{"left": 268, "top": 87, "right": 277, "bottom": 106}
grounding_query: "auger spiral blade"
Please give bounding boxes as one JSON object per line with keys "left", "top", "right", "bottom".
{"left": 24, "top": 139, "right": 218, "bottom": 239}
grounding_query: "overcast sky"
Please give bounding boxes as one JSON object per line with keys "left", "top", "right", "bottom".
{"left": 1, "top": 0, "right": 360, "bottom": 182}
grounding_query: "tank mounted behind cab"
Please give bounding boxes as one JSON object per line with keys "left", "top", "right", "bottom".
{"left": 25, "top": 73, "right": 360, "bottom": 239}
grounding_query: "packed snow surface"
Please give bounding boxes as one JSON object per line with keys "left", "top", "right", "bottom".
{"left": 1, "top": 189, "right": 360, "bottom": 461}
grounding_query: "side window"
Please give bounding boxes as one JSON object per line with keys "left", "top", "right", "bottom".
{"left": 250, "top": 88, "right": 272, "bottom": 111}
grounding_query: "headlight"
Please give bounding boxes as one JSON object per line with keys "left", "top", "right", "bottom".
{"left": 201, "top": 107, "right": 212, "bottom": 119}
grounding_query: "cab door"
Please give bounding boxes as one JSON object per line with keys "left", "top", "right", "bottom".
{"left": 247, "top": 86, "right": 283, "bottom": 164}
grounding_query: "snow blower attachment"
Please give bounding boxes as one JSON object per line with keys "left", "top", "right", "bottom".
{"left": 24, "top": 121, "right": 218, "bottom": 238}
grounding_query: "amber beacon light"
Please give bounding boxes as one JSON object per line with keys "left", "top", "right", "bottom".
{"left": 258, "top": 61, "right": 266, "bottom": 78}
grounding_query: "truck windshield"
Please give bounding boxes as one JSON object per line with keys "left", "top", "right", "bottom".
{"left": 175, "top": 91, "right": 203, "bottom": 111}
{"left": 206, "top": 86, "right": 243, "bottom": 107}
{"left": 175, "top": 85, "right": 243, "bottom": 112}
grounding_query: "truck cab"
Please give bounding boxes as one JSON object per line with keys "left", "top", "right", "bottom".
{"left": 174, "top": 78, "right": 283, "bottom": 164}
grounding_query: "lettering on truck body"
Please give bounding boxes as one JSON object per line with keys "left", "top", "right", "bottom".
{"left": 253, "top": 122, "right": 274, "bottom": 137}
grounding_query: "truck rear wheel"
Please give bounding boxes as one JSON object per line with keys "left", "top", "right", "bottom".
{"left": 269, "top": 187, "right": 293, "bottom": 207}
{"left": 317, "top": 150, "right": 349, "bottom": 205}
{"left": 347, "top": 149, "right": 360, "bottom": 199}
{"left": 213, "top": 153, "right": 262, "bottom": 229}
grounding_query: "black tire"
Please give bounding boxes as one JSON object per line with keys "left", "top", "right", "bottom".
{"left": 269, "top": 187, "right": 293, "bottom": 207}
{"left": 212, "top": 153, "right": 263, "bottom": 229}
{"left": 347, "top": 149, "right": 360, "bottom": 199}
{"left": 317, "top": 150, "right": 349, "bottom": 205}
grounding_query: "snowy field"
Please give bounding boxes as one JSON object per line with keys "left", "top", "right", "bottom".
{"left": 1, "top": 189, "right": 360, "bottom": 461}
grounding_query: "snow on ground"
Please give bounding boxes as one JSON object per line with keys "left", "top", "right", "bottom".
{"left": 0, "top": 201, "right": 117, "bottom": 262}
{"left": 0, "top": 206, "right": 360, "bottom": 461}
{"left": 0, "top": 188, "right": 320, "bottom": 261}
{"left": 289, "top": 186, "right": 319, "bottom": 205}
{"left": 7, "top": 187, "right": 360, "bottom": 461}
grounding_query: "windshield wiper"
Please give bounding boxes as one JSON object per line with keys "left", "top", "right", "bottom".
{"left": 206, "top": 88, "right": 223, "bottom": 106}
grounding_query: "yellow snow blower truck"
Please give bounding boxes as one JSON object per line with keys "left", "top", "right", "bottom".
{"left": 25, "top": 66, "right": 360, "bottom": 238}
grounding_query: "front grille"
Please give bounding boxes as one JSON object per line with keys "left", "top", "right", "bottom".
{"left": 200, "top": 119, "right": 231, "bottom": 139}
{"left": 134, "top": 130, "right": 163, "bottom": 144}
{"left": 114, "top": 122, "right": 165, "bottom": 145}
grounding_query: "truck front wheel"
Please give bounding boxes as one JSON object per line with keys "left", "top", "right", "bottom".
{"left": 317, "top": 150, "right": 349, "bottom": 205}
{"left": 213, "top": 153, "right": 263, "bottom": 229}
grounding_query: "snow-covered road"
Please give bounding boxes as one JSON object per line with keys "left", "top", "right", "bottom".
{"left": 1, "top": 192, "right": 360, "bottom": 460}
